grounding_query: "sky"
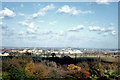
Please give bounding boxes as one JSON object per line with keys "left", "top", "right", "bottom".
{"left": 0, "top": 2, "right": 118, "bottom": 49}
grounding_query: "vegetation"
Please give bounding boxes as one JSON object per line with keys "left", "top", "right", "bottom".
{"left": 2, "top": 55, "right": 120, "bottom": 80}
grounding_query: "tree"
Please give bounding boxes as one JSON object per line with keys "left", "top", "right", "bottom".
{"left": 25, "top": 61, "right": 49, "bottom": 79}
{"left": 51, "top": 53, "right": 56, "bottom": 57}
{"left": 7, "top": 65, "right": 27, "bottom": 80}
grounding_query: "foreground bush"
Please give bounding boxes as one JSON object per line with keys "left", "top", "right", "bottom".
{"left": 67, "top": 64, "right": 81, "bottom": 71}
{"left": 25, "top": 61, "right": 49, "bottom": 79}
{"left": 2, "top": 65, "right": 27, "bottom": 80}
{"left": 2, "top": 55, "right": 120, "bottom": 80}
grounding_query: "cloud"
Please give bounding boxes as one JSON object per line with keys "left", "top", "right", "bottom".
{"left": 0, "top": 8, "right": 16, "bottom": 19}
{"left": 111, "top": 30, "right": 116, "bottom": 35}
{"left": 33, "top": 3, "right": 41, "bottom": 9}
{"left": 103, "top": 32, "right": 109, "bottom": 36}
{"left": 0, "top": 22, "right": 8, "bottom": 30}
{"left": 89, "top": 26, "right": 101, "bottom": 31}
{"left": 0, "top": 22, "right": 3, "bottom": 25}
{"left": 107, "top": 27, "right": 114, "bottom": 31}
{"left": 95, "top": 0, "right": 109, "bottom": 5}
{"left": 20, "top": 4, "right": 24, "bottom": 7}
{"left": 68, "top": 25, "right": 84, "bottom": 32}
{"left": 89, "top": 26, "right": 115, "bottom": 32}
{"left": 68, "top": 35, "right": 81, "bottom": 42}
{"left": 0, "top": 22, "right": 15, "bottom": 36}
{"left": 18, "top": 31, "right": 37, "bottom": 39}
{"left": 49, "top": 21, "right": 57, "bottom": 25}
{"left": 18, "top": 21, "right": 29, "bottom": 26}
{"left": 57, "top": 5, "right": 93, "bottom": 16}
{"left": 109, "top": 23, "right": 114, "bottom": 26}
{"left": 18, "top": 13, "right": 25, "bottom": 16}
{"left": 39, "top": 30, "right": 53, "bottom": 35}
{"left": 42, "top": 4, "right": 55, "bottom": 11}
{"left": 89, "top": 25, "right": 117, "bottom": 36}
{"left": 18, "top": 21, "right": 53, "bottom": 35}
{"left": 26, "top": 22, "right": 38, "bottom": 34}
{"left": 32, "top": 12, "right": 45, "bottom": 18}
{"left": 32, "top": 4, "right": 55, "bottom": 18}
{"left": 19, "top": 21, "right": 39, "bottom": 34}
{"left": 38, "top": 20, "right": 44, "bottom": 23}
{"left": 19, "top": 31, "right": 25, "bottom": 35}
{"left": 58, "top": 30, "right": 67, "bottom": 36}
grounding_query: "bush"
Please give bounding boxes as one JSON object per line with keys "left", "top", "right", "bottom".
{"left": 77, "top": 62, "right": 89, "bottom": 71}
{"left": 67, "top": 64, "right": 81, "bottom": 71}
{"left": 2, "top": 55, "right": 33, "bottom": 72}
{"left": 2, "top": 65, "right": 27, "bottom": 80}
{"left": 25, "top": 61, "right": 49, "bottom": 79}
{"left": 73, "top": 70, "right": 90, "bottom": 79}
{"left": 2, "top": 72, "right": 9, "bottom": 80}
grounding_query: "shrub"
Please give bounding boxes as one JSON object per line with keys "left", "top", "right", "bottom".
{"left": 67, "top": 64, "right": 81, "bottom": 71}
{"left": 2, "top": 57, "right": 22, "bottom": 72}
{"left": 34, "top": 63, "right": 49, "bottom": 79}
{"left": 41, "top": 60, "right": 58, "bottom": 68}
{"left": 2, "top": 55, "right": 33, "bottom": 72}
{"left": 77, "top": 62, "right": 89, "bottom": 71}
{"left": 47, "top": 67, "right": 63, "bottom": 78}
{"left": 48, "top": 61, "right": 57, "bottom": 68}
{"left": 25, "top": 61, "right": 49, "bottom": 79}
{"left": 5, "top": 65, "right": 27, "bottom": 80}
{"left": 2, "top": 72, "right": 9, "bottom": 80}
{"left": 25, "top": 61, "right": 35, "bottom": 77}
{"left": 73, "top": 70, "right": 90, "bottom": 80}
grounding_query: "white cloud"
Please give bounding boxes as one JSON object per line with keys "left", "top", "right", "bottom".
{"left": 0, "top": 22, "right": 15, "bottom": 36}
{"left": 111, "top": 30, "right": 116, "bottom": 35}
{"left": 57, "top": 5, "right": 93, "bottom": 16}
{"left": 95, "top": 0, "right": 109, "bottom": 5}
{"left": 59, "top": 30, "right": 67, "bottom": 36}
{"left": 19, "top": 31, "right": 25, "bottom": 35}
{"left": 38, "top": 20, "right": 44, "bottom": 23}
{"left": 18, "top": 21, "right": 29, "bottom": 26}
{"left": 89, "top": 26, "right": 115, "bottom": 32}
{"left": 20, "top": 4, "right": 24, "bottom": 7}
{"left": 0, "top": 22, "right": 2, "bottom": 25}
{"left": 89, "top": 26, "right": 101, "bottom": 31}
{"left": 0, "top": 22, "right": 8, "bottom": 30}
{"left": 33, "top": 13, "right": 39, "bottom": 18}
{"left": 89, "top": 25, "right": 117, "bottom": 36}
{"left": 40, "top": 30, "right": 52, "bottom": 35}
{"left": 18, "top": 21, "right": 53, "bottom": 35}
{"left": 57, "top": 5, "right": 72, "bottom": 14}
{"left": 18, "top": 21, "right": 38, "bottom": 34}
{"left": 18, "top": 13, "right": 25, "bottom": 16}
{"left": 107, "top": 27, "right": 114, "bottom": 31}
{"left": 103, "top": 32, "right": 109, "bottom": 36}
{"left": 24, "top": 15, "right": 33, "bottom": 20}
{"left": 42, "top": 4, "right": 55, "bottom": 11}
{"left": 100, "top": 28, "right": 106, "bottom": 32}
{"left": 0, "top": 22, "right": 5, "bottom": 25}
{"left": 26, "top": 22, "right": 38, "bottom": 34}
{"left": 79, "top": 10, "right": 93, "bottom": 14}
{"left": 109, "top": 23, "right": 114, "bottom": 26}
{"left": 0, "top": 8, "right": 16, "bottom": 19}
{"left": 12, "top": 8, "right": 15, "bottom": 10}
{"left": 49, "top": 21, "right": 57, "bottom": 25}
{"left": 68, "top": 25, "right": 84, "bottom": 32}
{"left": 32, "top": 4, "right": 55, "bottom": 18}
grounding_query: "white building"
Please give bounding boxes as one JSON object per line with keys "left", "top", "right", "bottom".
{"left": 0, "top": 51, "right": 9, "bottom": 56}
{"left": 50, "top": 48, "right": 83, "bottom": 54}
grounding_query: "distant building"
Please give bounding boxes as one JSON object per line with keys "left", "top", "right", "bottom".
{"left": 0, "top": 51, "right": 9, "bottom": 56}
{"left": 50, "top": 47, "right": 83, "bottom": 54}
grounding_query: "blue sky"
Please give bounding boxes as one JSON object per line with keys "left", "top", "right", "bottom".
{"left": 0, "top": 2, "right": 118, "bottom": 49}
